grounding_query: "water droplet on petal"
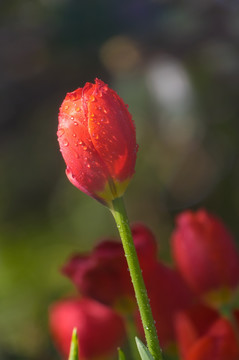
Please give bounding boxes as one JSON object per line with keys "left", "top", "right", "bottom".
{"left": 87, "top": 164, "right": 91, "bottom": 168}
{"left": 71, "top": 116, "right": 74, "bottom": 120}
{"left": 83, "top": 146, "right": 87, "bottom": 150}
{"left": 74, "top": 121, "right": 78, "bottom": 126}
{"left": 72, "top": 133, "right": 76, "bottom": 137}
{"left": 103, "top": 109, "right": 107, "bottom": 114}
{"left": 63, "top": 140, "right": 69, "bottom": 147}
{"left": 57, "top": 128, "right": 65, "bottom": 137}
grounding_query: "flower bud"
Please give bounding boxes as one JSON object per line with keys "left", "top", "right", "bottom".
{"left": 57, "top": 79, "right": 137, "bottom": 205}
{"left": 49, "top": 297, "right": 125, "bottom": 360}
{"left": 171, "top": 209, "right": 239, "bottom": 301}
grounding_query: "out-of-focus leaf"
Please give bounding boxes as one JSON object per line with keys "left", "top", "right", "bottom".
{"left": 135, "top": 337, "right": 156, "bottom": 360}
{"left": 118, "top": 347, "right": 126, "bottom": 360}
{"left": 68, "top": 328, "right": 79, "bottom": 360}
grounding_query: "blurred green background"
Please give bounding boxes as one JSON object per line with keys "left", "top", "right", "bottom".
{"left": 1, "top": 0, "right": 239, "bottom": 359}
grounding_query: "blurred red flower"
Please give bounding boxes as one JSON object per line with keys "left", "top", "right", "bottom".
{"left": 175, "top": 302, "right": 219, "bottom": 359}
{"left": 186, "top": 317, "right": 239, "bottom": 360}
{"left": 57, "top": 78, "right": 137, "bottom": 205}
{"left": 171, "top": 209, "right": 239, "bottom": 300}
{"left": 62, "top": 223, "right": 157, "bottom": 311}
{"left": 49, "top": 297, "right": 125, "bottom": 360}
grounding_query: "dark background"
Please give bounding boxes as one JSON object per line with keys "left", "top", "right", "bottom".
{"left": 1, "top": 0, "right": 239, "bottom": 359}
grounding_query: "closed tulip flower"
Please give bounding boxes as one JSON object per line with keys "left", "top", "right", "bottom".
{"left": 172, "top": 209, "right": 239, "bottom": 302}
{"left": 57, "top": 79, "right": 137, "bottom": 205}
{"left": 49, "top": 297, "right": 125, "bottom": 360}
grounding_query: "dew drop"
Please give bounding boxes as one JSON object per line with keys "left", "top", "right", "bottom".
{"left": 83, "top": 146, "right": 87, "bottom": 150}
{"left": 70, "top": 116, "right": 74, "bottom": 120}
{"left": 72, "top": 133, "right": 76, "bottom": 137}
{"left": 103, "top": 109, "right": 107, "bottom": 114}
{"left": 63, "top": 140, "right": 69, "bottom": 147}
{"left": 74, "top": 121, "right": 78, "bottom": 126}
{"left": 57, "top": 128, "right": 65, "bottom": 137}
{"left": 87, "top": 164, "right": 91, "bottom": 168}
{"left": 79, "top": 141, "right": 83, "bottom": 145}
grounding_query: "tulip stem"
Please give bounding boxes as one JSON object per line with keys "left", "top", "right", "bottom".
{"left": 111, "top": 196, "right": 163, "bottom": 360}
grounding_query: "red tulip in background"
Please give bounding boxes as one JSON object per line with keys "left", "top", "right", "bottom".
{"left": 49, "top": 297, "right": 125, "bottom": 360}
{"left": 172, "top": 209, "right": 239, "bottom": 299}
{"left": 62, "top": 224, "right": 157, "bottom": 310}
{"left": 185, "top": 317, "right": 239, "bottom": 360}
{"left": 57, "top": 79, "right": 137, "bottom": 205}
{"left": 175, "top": 302, "right": 219, "bottom": 359}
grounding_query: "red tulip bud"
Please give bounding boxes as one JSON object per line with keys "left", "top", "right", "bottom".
{"left": 171, "top": 209, "right": 239, "bottom": 299}
{"left": 57, "top": 79, "right": 137, "bottom": 205}
{"left": 49, "top": 297, "right": 125, "bottom": 360}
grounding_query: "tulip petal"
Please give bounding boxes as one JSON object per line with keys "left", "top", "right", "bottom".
{"left": 58, "top": 112, "right": 111, "bottom": 200}
{"left": 87, "top": 79, "right": 137, "bottom": 183}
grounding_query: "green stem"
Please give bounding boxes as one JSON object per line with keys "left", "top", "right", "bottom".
{"left": 110, "top": 197, "right": 162, "bottom": 360}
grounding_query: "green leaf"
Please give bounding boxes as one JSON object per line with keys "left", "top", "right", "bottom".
{"left": 68, "top": 328, "right": 79, "bottom": 360}
{"left": 135, "top": 337, "right": 156, "bottom": 360}
{"left": 118, "top": 347, "right": 126, "bottom": 360}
